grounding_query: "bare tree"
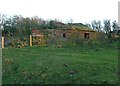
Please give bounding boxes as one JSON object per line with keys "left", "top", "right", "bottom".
{"left": 103, "top": 20, "right": 111, "bottom": 34}
{"left": 0, "top": 14, "right": 7, "bottom": 36}
{"left": 112, "top": 21, "right": 119, "bottom": 34}
{"left": 85, "top": 23, "right": 91, "bottom": 28}
{"left": 97, "top": 20, "right": 102, "bottom": 32}
{"left": 91, "top": 21, "right": 96, "bottom": 30}
{"left": 91, "top": 20, "right": 102, "bottom": 32}
{"left": 0, "top": 14, "right": 6, "bottom": 29}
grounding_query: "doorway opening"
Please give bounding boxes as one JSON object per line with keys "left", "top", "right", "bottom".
{"left": 63, "top": 33, "right": 66, "bottom": 38}
{"left": 84, "top": 33, "right": 89, "bottom": 39}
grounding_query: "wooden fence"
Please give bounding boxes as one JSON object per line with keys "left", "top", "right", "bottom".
{"left": 2, "top": 36, "right": 4, "bottom": 48}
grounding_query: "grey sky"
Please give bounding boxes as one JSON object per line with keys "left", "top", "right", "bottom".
{"left": 0, "top": 0, "right": 119, "bottom": 23}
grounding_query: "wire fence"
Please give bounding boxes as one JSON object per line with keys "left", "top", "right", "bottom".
{"left": 2, "top": 35, "right": 30, "bottom": 48}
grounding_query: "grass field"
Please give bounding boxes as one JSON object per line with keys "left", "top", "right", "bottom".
{"left": 2, "top": 42, "right": 118, "bottom": 84}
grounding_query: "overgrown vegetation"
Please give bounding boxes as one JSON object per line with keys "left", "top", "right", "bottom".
{"left": 1, "top": 14, "right": 119, "bottom": 84}
{"left": 0, "top": 14, "right": 119, "bottom": 48}
{"left": 1, "top": 14, "right": 120, "bottom": 37}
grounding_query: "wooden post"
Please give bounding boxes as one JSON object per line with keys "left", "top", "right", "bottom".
{"left": 2, "top": 36, "right": 4, "bottom": 48}
{"left": 30, "top": 35, "right": 32, "bottom": 46}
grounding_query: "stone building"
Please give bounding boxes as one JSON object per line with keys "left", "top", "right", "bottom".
{"left": 32, "top": 28, "right": 104, "bottom": 45}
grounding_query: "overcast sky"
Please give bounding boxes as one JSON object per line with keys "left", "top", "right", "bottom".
{"left": 0, "top": 0, "right": 119, "bottom": 23}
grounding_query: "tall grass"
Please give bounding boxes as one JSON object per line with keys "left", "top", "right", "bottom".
{"left": 2, "top": 41, "right": 118, "bottom": 84}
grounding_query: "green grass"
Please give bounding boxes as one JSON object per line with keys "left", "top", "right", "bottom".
{"left": 2, "top": 42, "right": 118, "bottom": 84}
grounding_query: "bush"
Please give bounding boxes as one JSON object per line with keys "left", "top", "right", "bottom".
{"left": 11, "top": 38, "right": 29, "bottom": 48}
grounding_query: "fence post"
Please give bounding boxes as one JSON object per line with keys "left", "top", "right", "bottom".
{"left": 30, "top": 35, "right": 32, "bottom": 46}
{"left": 2, "top": 36, "right": 4, "bottom": 48}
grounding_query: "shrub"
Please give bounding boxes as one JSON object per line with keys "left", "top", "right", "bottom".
{"left": 11, "top": 38, "right": 29, "bottom": 48}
